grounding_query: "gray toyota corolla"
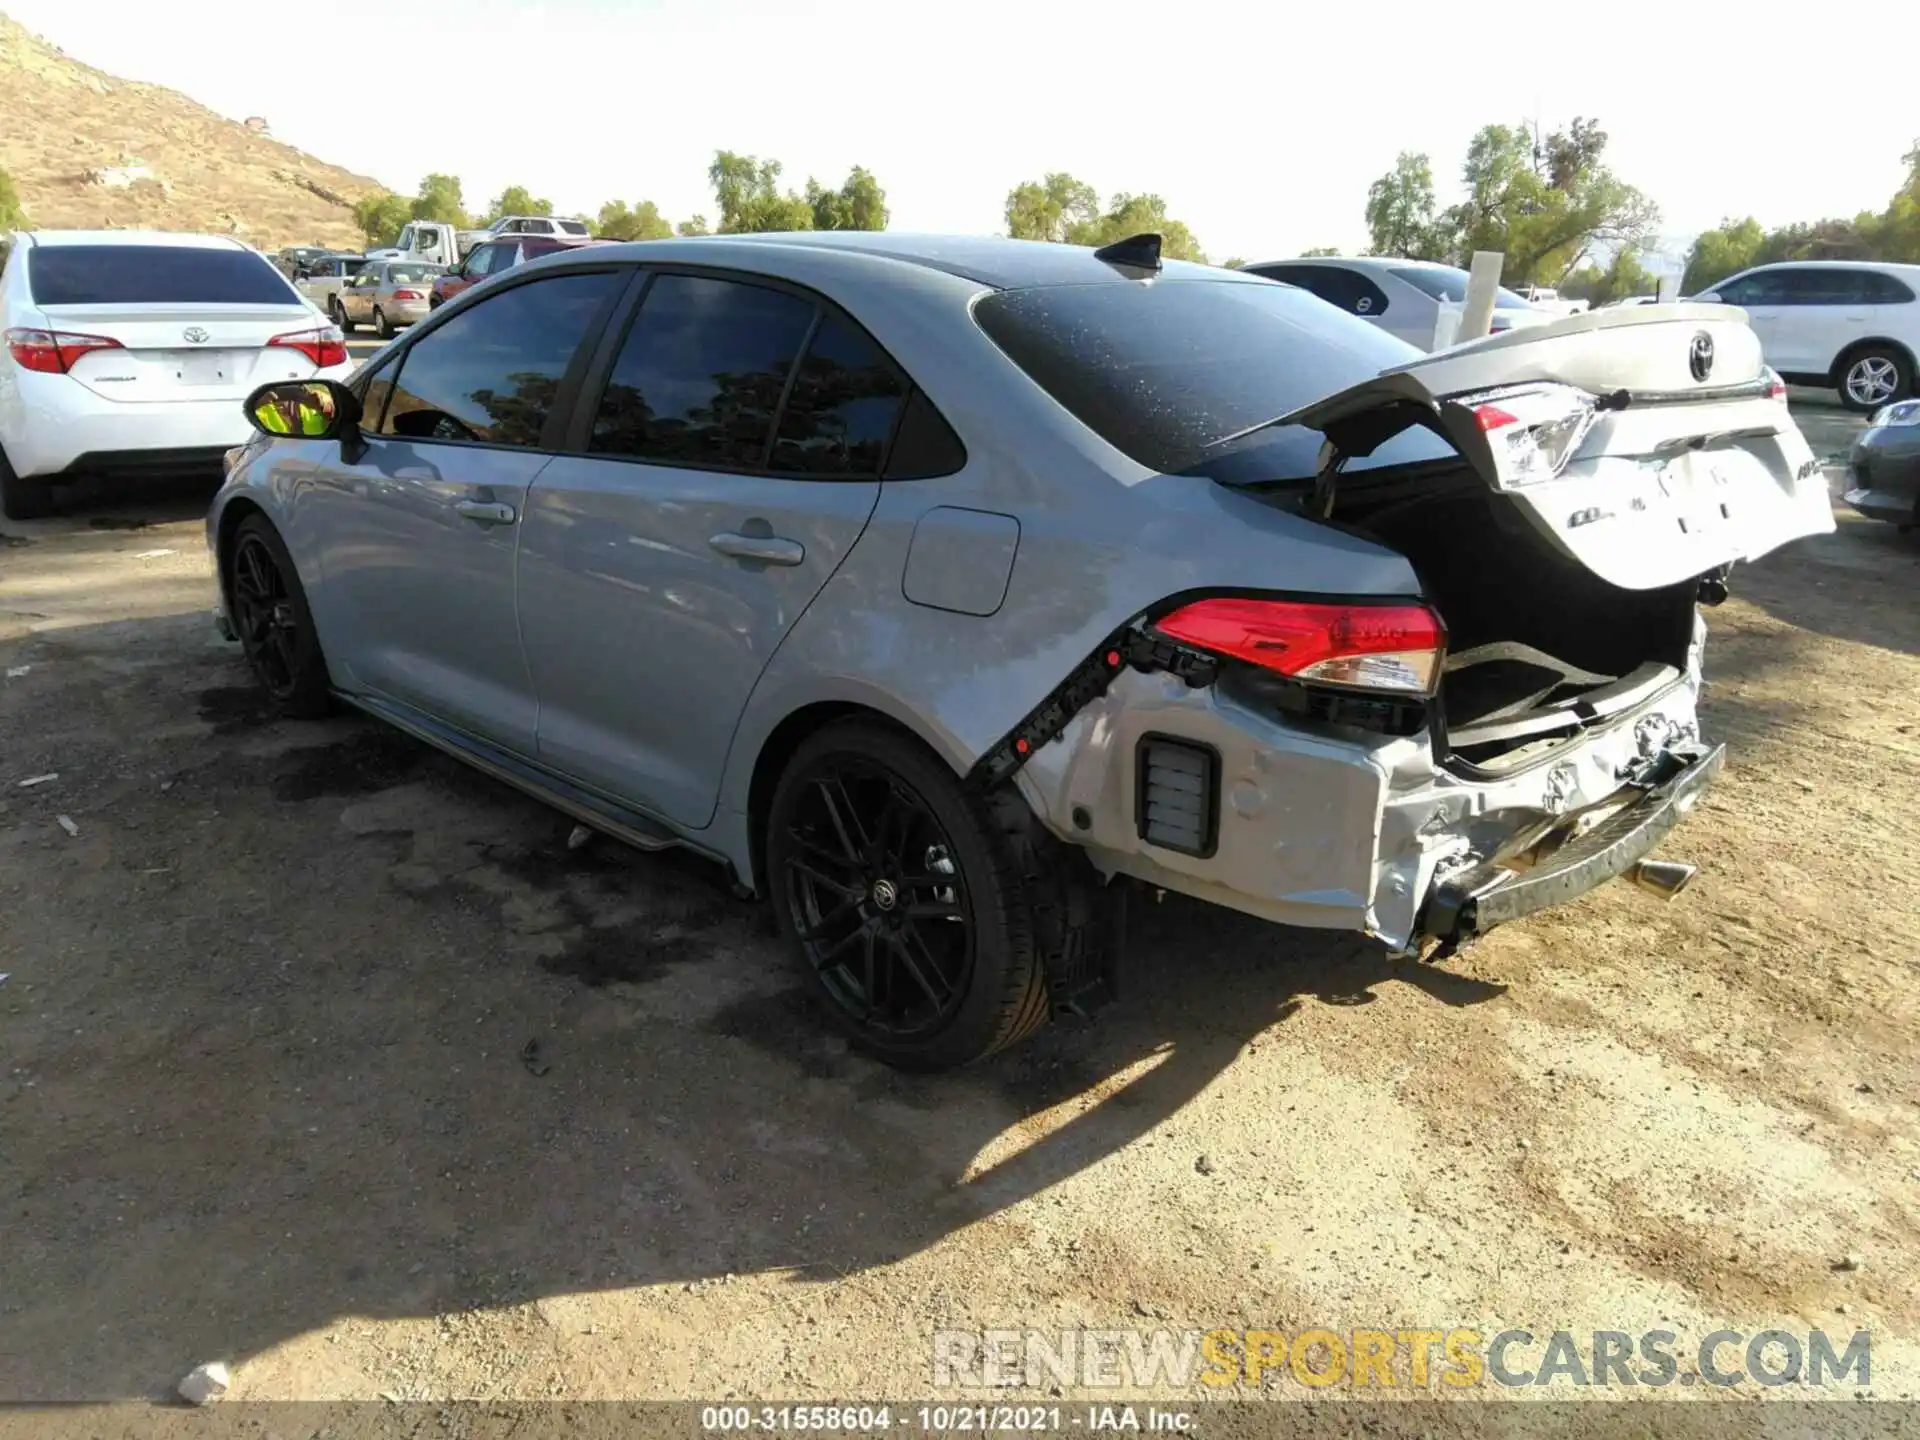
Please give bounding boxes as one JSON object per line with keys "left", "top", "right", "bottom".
{"left": 208, "top": 232, "right": 1833, "bottom": 1068}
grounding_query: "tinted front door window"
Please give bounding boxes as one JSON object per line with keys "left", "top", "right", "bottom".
{"left": 377, "top": 271, "right": 621, "bottom": 447}
{"left": 590, "top": 274, "right": 816, "bottom": 468}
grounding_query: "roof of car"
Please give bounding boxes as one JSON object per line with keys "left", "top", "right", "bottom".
{"left": 1731, "top": 259, "right": 1920, "bottom": 275}
{"left": 23, "top": 230, "right": 251, "bottom": 249}
{"left": 574, "top": 231, "right": 1261, "bottom": 289}
{"left": 1245, "top": 255, "right": 1454, "bottom": 273}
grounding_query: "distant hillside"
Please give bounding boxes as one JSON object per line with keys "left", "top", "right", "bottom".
{"left": 0, "top": 11, "right": 381, "bottom": 250}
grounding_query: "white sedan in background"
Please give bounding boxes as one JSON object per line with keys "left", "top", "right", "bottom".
{"left": 0, "top": 230, "right": 352, "bottom": 519}
{"left": 1240, "top": 255, "right": 1551, "bottom": 350}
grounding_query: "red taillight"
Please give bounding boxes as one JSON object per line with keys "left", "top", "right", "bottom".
{"left": 1473, "top": 403, "right": 1519, "bottom": 431}
{"left": 390, "top": 289, "right": 425, "bottom": 301}
{"left": 1154, "top": 597, "right": 1445, "bottom": 695}
{"left": 5, "top": 326, "right": 123, "bottom": 374}
{"left": 267, "top": 325, "right": 348, "bottom": 369}
{"left": 1765, "top": 369, "right": 1786, "bottom": 402}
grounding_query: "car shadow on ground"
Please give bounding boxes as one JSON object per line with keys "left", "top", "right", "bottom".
{"left": 0, "top": 614, "right": 1508, "bottom": 1399}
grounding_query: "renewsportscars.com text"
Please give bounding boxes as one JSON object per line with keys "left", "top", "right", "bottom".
{"left": 933, "top": 1327, "right": 1872, "bottom": 1391}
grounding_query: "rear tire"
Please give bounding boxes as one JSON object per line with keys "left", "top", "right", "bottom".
{"left": 0, "top": 449, "right": 53, "bottom": 521}
{"left": 765, "top": 721, "right": 1058, "bottom": 1070}
{"left": 1836, "top": 346, "right": 1911, "bottom": 413}
{"left": 331, "top": 298, "right": 356, "bottom": 335}
{"left": 227, "top": 515, "right": 332, "bottom": 718}
{"left": 374, "top": 306, "right": 394, "bottom": 339}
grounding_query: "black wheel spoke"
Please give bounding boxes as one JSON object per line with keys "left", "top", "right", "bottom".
{"left": 905, "top": 899, "right": 963, "bottom": 921}
{"left": 793, "top": 893, "right": 860, "bottom": 941}
{"left": 884, "top": 930, "right": 953, "bottom": 1007}
{"left": 809, "top": 921, "right": 868, "bottom": 971}
{"left": 814, "top": 776, "right": 872, "bottom": 864}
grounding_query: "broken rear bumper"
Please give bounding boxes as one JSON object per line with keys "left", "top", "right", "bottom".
{"left": 1417, "top": 742, "right": 1725, "bottom": 943}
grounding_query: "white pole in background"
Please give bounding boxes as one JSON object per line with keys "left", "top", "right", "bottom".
{"left": 1657, "top": 271, "right": 1681, "bottom": 303}
{"left": 1456, "top": 251, "right": 1506, "bottom": 342}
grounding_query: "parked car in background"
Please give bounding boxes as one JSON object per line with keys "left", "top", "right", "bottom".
{"left": 1598, "top": 294, "right": 1661, "bottom": 308}
{"left": 275, "top": 245, "right": 334, "bottom": 279}
{"left": 0, "top": 230, "right": 351, "bottom": 519}
{"left": 428, "top": 235, "right": 606, "bottom": 309}
{"left": 1844, "top": 397, "right": 1920, "bottom": 527}
{"left": 1508, "top": 284, "right": 1589, "bottom": 316}
{"left": 365, "top": 220, "right": 462, "bottom": 269}
{"left": 295, "top": 254, "right": 370, "bottom": 317}
{"left": 1691, "top": 261, "right": 1920, "bottom": 411}
{"left": 210, "top": 233, "right": 1830, "bottom": 1068}
{"left": 335, "top": 261, "right": 445, "bottom": 338}
{"left": 1241, "top": 256, "right": 1548, "bottom": 350}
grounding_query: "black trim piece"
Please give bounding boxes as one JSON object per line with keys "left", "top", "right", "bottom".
{"left": 967, "top": 627, "right": 1219, "bottom": 790}
{"left": 1134, "top": 734, "right": 1220, "bottom": 858}
{"left": 1606, "top": 375, "right": 1778, "bottom": 408}
{"left": 339, "top": 691, "right": 733, "bottom": 871}
{"left": 57, "top": 446, "right": 230, "bottom": 477}
{"left": 1419, "top": 742, "right": 1725, "bottom": 942}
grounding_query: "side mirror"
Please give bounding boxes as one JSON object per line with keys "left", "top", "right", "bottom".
{"left": 244, "top": 379, "right": 362, "bottom": 442}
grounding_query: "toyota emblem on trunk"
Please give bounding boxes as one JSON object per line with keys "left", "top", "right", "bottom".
{"left": 182, "top": 326, "right": 211, "bottom": 344}
{"left": 1688, "top": 331, "right": 1714, "bottom": 382}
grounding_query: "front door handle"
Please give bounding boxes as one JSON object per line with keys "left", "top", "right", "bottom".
{"left": 709, "top": 531, "right": 805, "bottom": 566}
{"left": 453, "top": 500, "right": 517, "bottom": 526}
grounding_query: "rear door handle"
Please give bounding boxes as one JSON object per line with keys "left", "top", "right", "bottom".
{"left": 709, "top": 531, "right": 805, "bottom": 566}
{"left": 453, "top": 500, "right": 516, "bottom": 526}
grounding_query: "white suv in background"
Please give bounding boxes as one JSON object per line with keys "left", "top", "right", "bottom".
{"left": 1692, "top": 261, "right": 1920, "bottom": 412}
{"left": 0, "top": 230, "right": 352, "bottom": 519}
{"left": 1241, "top": 256, "right": 1550, "bottom": 350}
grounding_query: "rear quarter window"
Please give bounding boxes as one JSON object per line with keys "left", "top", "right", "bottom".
{"left": 973, "top": 278, "right": 1421, "bottom": 474}
{"left": 28, "top": 246, "right": 296, "bottom": 305}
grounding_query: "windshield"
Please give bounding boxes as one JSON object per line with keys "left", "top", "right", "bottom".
{"left": 386, "top": 264, "right": 445, "bottom": 282}
{"left": 973, "top": 277, "right": 1448, "bottom": 477}
{"left": 29, "top": 245, "right": 296, "bottom": 305}
{"left": 1388, "top": 265, "right": 1535, "bottom": 309}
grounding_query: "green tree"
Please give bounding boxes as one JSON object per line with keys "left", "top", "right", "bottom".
{"left": 806, "top": 166, "right": 888, "bottom": 231}
{"left": 595, "top": 199, "right": 673, "bottom": 241}
{"left": 353, "top": 191, "right": 414, "bottom": 246}
{"left": 487, "top": 185, "right": 552, "bottom": 222}
{"left": 1004, "top": 172, "right": 1099, "bottom": 242}
{"left": 1680, "top": 216, "right": 1766, "bottom": 292}
{"left": 1219, "top": 257, "right": 1247, "bottom": 269}
{"left": 1561, "top": 247, "right": 1655, "bottom": 306}
{"left": 1299, "top": 246, "right": 1342, "bottom": 257}
{"left": 411, "top": 173, "right": 468, "bottom": 227}
{"left": 1363, "top": 152, "right": 1447, "bottom": 259}
{"left": 1074, "top": 192, "right": 1206, "bottom": 263}
{"left": 677, "top": 215, "right": 711, "bottom": 237}
{"left": 0, "top": 166, "right": 31, "bottom": 230}
{"left": 708, "top": 152, "right": 813, "bottom": 233}
{"left": 1442, "top": 118, "right": 1656, "bottom": 286}
{"left": 1874, "top": 140, "right": 1920, "bottom": 262}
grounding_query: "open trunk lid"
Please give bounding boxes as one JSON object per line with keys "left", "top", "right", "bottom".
{"left": 1276, "top": 304, "right": 1835, "bottom": 590}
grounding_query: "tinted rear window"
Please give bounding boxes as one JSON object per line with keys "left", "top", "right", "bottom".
{"left": 559, "top": 220, "right": 590, "bottom": 236}
{"left": 28, "top": 245, "right": 296, "bottom": 305}
{"left": 1387, "top": 265, "right": 1533, "bottom": 309}
{"left": 973, "top": 279, "right": 1425, "bottom": 474}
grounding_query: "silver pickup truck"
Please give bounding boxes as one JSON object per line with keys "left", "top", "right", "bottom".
{"left": 292, "top": 254, "right": 370, "bottom": 320}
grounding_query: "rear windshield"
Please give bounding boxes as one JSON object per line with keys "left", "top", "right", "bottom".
{"left": 1387, "top": 265, "right": 1534, "bottom": 309}
{"left": 28, "top": 245, "right": 296, "bottom": 306}
{"left": 973, "top": 278, "right": 1435, "bottom": 475}
{"left": 386, "top": 264, "right": 445, "bottom": 283}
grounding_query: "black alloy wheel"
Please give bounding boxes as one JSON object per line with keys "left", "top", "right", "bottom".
{"left": 782, "top": 757, "right": 974, "bottom": 1042}
{"left": 228, "top": 516, "right": 331, "bottom": 716}
{"left": 766, "top": 721, "right": 1059, "bottom": 1069}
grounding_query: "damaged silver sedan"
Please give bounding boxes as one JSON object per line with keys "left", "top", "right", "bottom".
{"left": 208, "top": 232, "right": 1833, "bottom": 1068}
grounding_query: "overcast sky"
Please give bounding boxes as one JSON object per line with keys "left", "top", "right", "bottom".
{"left": 12, "top": 0, "right": 1918, "bottom": 263}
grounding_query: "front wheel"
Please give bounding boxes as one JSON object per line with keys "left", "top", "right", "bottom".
{"left": 765, "top": 722, "right": 1057, "bottom": 1070}
{"left": 1838, "top": 347, "right": 1911, "bottom": 413}
{"left": 228, "top": 515, "right": 332, "bottom": 717}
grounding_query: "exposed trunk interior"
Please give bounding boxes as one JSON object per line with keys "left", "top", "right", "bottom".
{"left": 1329, "top": 465, "right": 1700, "bottom": 772}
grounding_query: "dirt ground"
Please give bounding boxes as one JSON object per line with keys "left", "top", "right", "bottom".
{"left": 2, "top": 399, "right": 1918, "bottom": 1417}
